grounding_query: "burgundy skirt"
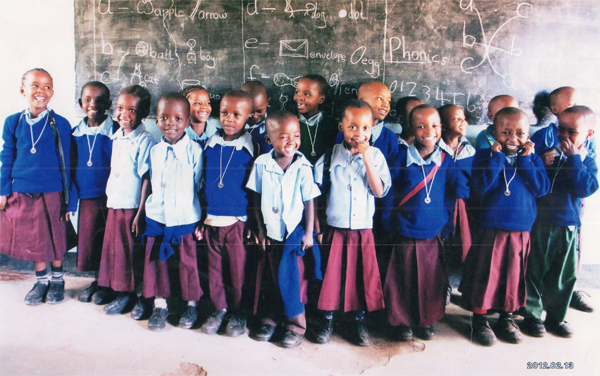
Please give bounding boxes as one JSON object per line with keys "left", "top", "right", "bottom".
{"left": 447, "top": 198, "right": 472, "bottom": 262}
{"left": 384, "top": 236, "right": 446, "bottom": 327}
{"left": 76, "top": 196, "right": 108, "bottom": 272}
{"left": 0, "top": 192, "right": 66, "bottom": 262}
{"left": 318, "top": 228, "right": 384, "bottom": 312}
{"left": 98, "top": 209, "right": 144, "bottom": 292}
{"left": 459, "top": 228, "right": 530, "bottom": 313}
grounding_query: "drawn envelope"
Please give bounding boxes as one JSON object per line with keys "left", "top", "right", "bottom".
{"left": 280, "top": 39, "right": 309, "bottom": 58}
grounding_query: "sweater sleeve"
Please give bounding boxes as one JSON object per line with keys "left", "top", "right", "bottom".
{"left": 517, "top": 154, "right": 551, "bottom": 198}
{"left": 0, "top": 114, "right": 19, "bottom": 196}
{"left": 566, "top": 154, "right": 599, "bottom": 198}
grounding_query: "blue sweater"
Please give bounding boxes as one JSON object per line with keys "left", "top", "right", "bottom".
{"left": 471, "top": 150, "right": 550, "bottom": 232}
{"left": 383, "top": 148, "right": 468, "bottom": 239}
{"left": 1, "top": 111, "right": 72, "bottom": 205}
{"left": 536, "top": 154, "right": 598, "bottom": 227}
{"left": 531, "top": 121, "right": 597, "bottom": 158}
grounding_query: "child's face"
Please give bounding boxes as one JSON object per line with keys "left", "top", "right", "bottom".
{"left": 552, "top": 89, "right": 579, "bottom": 115}
{"left": 487, "top": 97, "right": 518, "bottom": 122}
{"left": 294, "top": 78, "right": 325, "bottom": 117}
{"left": 268, "top": 118, "right": 301, "bottom": 159}
{"left": 492, "top": 113, "right": 530, "bottom": 155}
{"left": 397, "top": 99, "right": 424, "bottom": 126}
{"left": 187, "top": 89, "right": 211, "bottom": 125}
{"left": 157, "top": 98, "right": 189, "bottom": 145}
{"left": 248, "top": 92, "right": 269, "bottom": 126}
{"left": 115, "top": 94, "right": 143, "bottom": 133}
{"left": 79, "top": 86, "right": 111, "bottom": 124}
{"left": 411, "top": 107, "right": 441, "bottom": 149}
{"left": 442, "top": 106, "right": 468, "bottom": 137}
{"left": 558, "top": 112, "right": 594, "bottom": 149}
{"left": 339, "top": 106, "right": 373, "bottom": 149}
{"left": 220, "top": 96, "right": 251, "bottom": 141}
{"left": 359, "top": 83, "right": 391, "bottom": 122}
{"left": 21, "top": 71, "right": 54, "bottom": 114}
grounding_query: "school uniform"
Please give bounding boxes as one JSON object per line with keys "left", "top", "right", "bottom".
{"left": 98, "top": 124, "right": 155, "bottom": 292}
{"left": 0, "top": 109, "right": 73, "bottom": 262}
{"left": 335, "top": 120, "right": 399, "bottom": 160}
{"left": 142, "top": 134, "right": 203, "bottom": 302}
{"left": 522, "top": 148, "right": 598, "bottom": 322}
{"left": 298, "top": 112, "right": 338, "bottom": 165}
{"left": 459, "top": 149, "right": 550, "bottom": 313}
{"left": 202, "top": 130, "right": 254, "bottom": 311}
{"left": 246, "top": 116, "right": 272, "bottom": 156}
{"left": 531, "top": 120, "right": 596, "bottom": 158}
{"left": 313, "top": 144, "right": 390, "bottom": 312}
{"left": 247, "top": 150, "right": 321, "bottom": 333}
{"left": 185, "top": 117, "right": 220, "bottom": 149}
{"left": 71, "top": 117, "right": 117, "bottom": 272}
{"left": 383, "top": 144, "right": 467, "bottom": 327}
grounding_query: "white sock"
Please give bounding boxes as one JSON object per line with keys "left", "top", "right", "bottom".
{"left": 154, "top": 298, "right": 168, "bottom": 309}
{"left": 187, "top": 301, "right": 197, "bottom": 307}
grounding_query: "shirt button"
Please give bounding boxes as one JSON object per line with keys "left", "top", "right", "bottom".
{"left": 353, "top": 198, "right": 357, "bottom": 201}
{"left": 115, "top": 172, "right": 120, "bottom": 178}
{"left": 354, "top": 178, "right": 357, "bottom": 181}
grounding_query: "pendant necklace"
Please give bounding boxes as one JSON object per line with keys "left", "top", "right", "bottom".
{"left": 305, "top": 119, "right": 320, "bottom": 157}
{"left": 502, "top": 164, "right": 518, "bottom": 196}
{"left": 218, "top": 138, "right": 238, "bottom": 188}
{"left": 420, "top": 163, "right": 439, "bottom": 204}
{"left": 549, "top": 152, "right": 567, "bottom": 194}
{"left": 29, "top": 115, "right": 49, "bottom": 154}
{"left": 346, "top": 151, "right": 364, "bottom": 191}
{"left": 272, "top": 157, "right": 293, "bottom": 213}
{"left": 86, "top": 131, "right": 99, "bottom": 167}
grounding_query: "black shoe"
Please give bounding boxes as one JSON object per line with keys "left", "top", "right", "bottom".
{"left": 314, "top": 317, "right": 333, "bottom": 344}
{"left": 46, "top": 281, "right": 65, "bottom": 304}
{"left": 356, "top": 318, "right": 370, "bottom": 346}
{"left": 92, "top": 287, "right": 116, "bottom": 305}
{"left": 104, "top": 292, "right": 134, "bottom": 315}
{"left": 148, "top": 307, "right": 169, "bottom": 331}
{"left": 255, "top": 324, "right": 276, "bottom": 342}
{"left": 24, "top": 282, "right": 50, "bottom": 306}
{"left": 131, "top": 297, "right": 150, "bottom": 320}
{"left": 78, "top": 281, "right": 98, "bottom": 302}
{"left": 396, "top": 325, "right": 413, "bottom": 341}
{"left": 179, "top": 306, "right": 198, "bottom": 329}
{"left": 494, "top": 315, "right": 523, "bottom": 344}
{"left": 225, "top": 312, "right": 247, "bottom": 337}
{"left": 545, "top": 318, "right": 574, "bottom": 338}
{"left": 520, "top": 317, "right": 545, "bottom": 338}
{"left": 416, "top": 325, "right": 436, "bottom": 340}
{"left": 200, "top": 310, "right": 226, "bottom": 334}
{"left": 570, "top": 290, "right": 593, "bottom": 313}
{"left": 281, "top": 330, "right": 304, "bottom": 348}
{"left": 472, "top": 315, "right": 497, "bottom": 346}
{"left": 445, "top": 284, "right": 452, "bottom": 306}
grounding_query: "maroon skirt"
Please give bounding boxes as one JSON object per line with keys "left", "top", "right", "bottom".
{"left": 447, "top": 198, "right": 472, "bottom": 262}
{"left": 0, "top": 192, "right": 66, "bottom": 262}
{"left": 459, "top": 228, "right": 530, "bottom": 313}
{"left": 384, "top": 236, "right": 446, "bottom": 327}
{"left": 318, "top": 228, "right": 384, "bottom": 312}
{"left": 98, "top": 209, "right": 144, "bottom": 292}
{"left": 76, "top": 196, "right": 108, "bottom": 272}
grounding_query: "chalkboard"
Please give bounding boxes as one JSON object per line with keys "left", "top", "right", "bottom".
{"left": 74, "top": 0, "right": 600, "bottom": 124}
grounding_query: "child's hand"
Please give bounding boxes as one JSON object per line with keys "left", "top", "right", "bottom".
{"left": 257, "top": 229, "right": 270, "bottom": 252}
{"left": 316, "top": 233, "right": 323, "bottom": 245}
{"left": 0, "top": 195, "right": 7, "bottom": 210}
{"left": 356, "top": 140, "right": 371, "bottom": 157}
{"left": 521, "top": 141, "right": 535, "bottom": 156}
{"left": 560, "top": 138, "right": 582, "bottom": 157}
{"left": 131, "top": 214, "right": 141, "bottom": 237}
{"left": 541, "top": 150, "right": 556, "bottom": 166}
{"left": 491, "top": 141, "right": 503, "bottom": 152}
{"left": 301, "top": 232, "right": 313, "bottom": 250}
{"left": 194, "top": 224, "right": 204, "bottom": 241}
{"left": 61, "top": 212, "right": 71, "bottom": 221}
{"left": 245, "top": 229, "right": 258, "bottom": 245}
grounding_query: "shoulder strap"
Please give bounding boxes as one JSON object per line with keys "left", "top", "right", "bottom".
{"left": 48, "top": 112, "right": 69, "bottom": 207}
{"left": 398, "top": 152, "right": 445, "bottom": 207}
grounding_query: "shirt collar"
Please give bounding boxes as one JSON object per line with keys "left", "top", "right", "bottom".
{"left": 206, "top": 129, "right": 254, "bottom": 156}
{"left": 160, "top": 133, "right": 191, "bottom": 160}
{"left": 330, "top": 144, "right": 362, "bottom": 169}
{"left": 72, "top": 116, "right": 114, "bottom": 137}
{"left": 506, "top": 153, "right": 518, "bottom": 166}
{"left": 371, "top": 120, "right": 384, "bottom": 144}
{"left": 185, "top": 126, "right": 209, "bottom": 142}
{"left": 556, "top": 144, "right": 588, "bottom": 161}
{"left": 111, "top": 122, "right": 146, "bottom": 140}
{"left": 298, "top": 112, "right": 323, "bottom": 127}
{"left": 24, "top": 109, "right": 49, "bottom": 125}
{"left": 263, "top": 150, "right": 311, "bottom": 174}
{"left": 246, "top": 113, "right": 268, "bottom": 134}
{"left": 437, "top": 136, "right": 470, "bottom": 155}
{"left": 406, "top": 143, "right": 442, "bottom": 167}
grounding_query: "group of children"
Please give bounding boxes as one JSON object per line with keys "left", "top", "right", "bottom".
{"left": 0, "top": 68, "right": 596, "bottom": 349}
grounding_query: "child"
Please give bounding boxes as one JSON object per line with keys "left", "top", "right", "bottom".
{"left": 142, "top": 93, "right": 203, "bottom": 331}
{"left": 0, "top": 68, "right": 73, "bottom": 305}
{"left": 99, "top": 85, "right": 156, "bottom": 317}
{"left": 247, "top": 110, "right": 321, "bottom": 348}
{"left": 395, "top": 96, "right": 424, "bottom": 147}
{"left": 200, "top": 90, "right": 255, "bottom": 337}
{"left": 293, "top": 74, "right": 338, "bottom": 164}
{"left": 475, "top": 95, "right": 519, "bottom": 150}
{"left": 313, "top": 99, "right": 390, "bottom": 346}
{"left": 241, "top": 80, "right": 271, "bottom": 155}
{"left": 383, "top": 104, "right": 467, "bottom": 341}
{"left": 460, "top": 107, "right": 550, "bottom": 346}
{"left": 71, "top": 81, "right": 117, "bottom": 303}
{"left": 520, "top": 106, "right": 598, "bottom": 338}
{"left": 182, "top": 85, "right": 219, "bottom": 148}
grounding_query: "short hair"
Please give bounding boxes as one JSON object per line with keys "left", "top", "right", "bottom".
{"left": 561, "top": 105, "right": 596, "bottom": 128}
{"left": 493, "top": 107, "right": 529, "bottom": 126}
{"left": 339, "top": 98, "right": 372, "bottom": 119}
{"left": 241, "top": 81, "right": 268, "bottom": 99}
{"left": 532, "top": 91, "right": 551, "bottom": 122}
{"left": 21, "top": 68, "right": 52, "bottom": 85}
{"left": 549, "top": 86, "right": 576, "bottom": 107}
{"left": 120, "top": 85, "right": 152, "bottom": 119}
{"left": 265, "top": 110, "right": 299, "bottom": 136}
{"left": 158, "top": 92, "right": 190, "bottom": 116}
{"left": 395, "top": 96, "right": 423, "bottom": 119}
{"left": 300, "top": 74, "right": 329, "bottom": 97}
{"left": 181, "top": 85, "right": 207, "bottom": 98}
{"left": 222, "top": 89, "right": 253, "bottom": 111}
{"left": 80, "top": 81, "right": 110, "bottom": 99}
{"left": 408, "top": 104, "right": 437, "bottom": 128}
{"left": 438, "top": 104, "right": 462, "bottom": 125}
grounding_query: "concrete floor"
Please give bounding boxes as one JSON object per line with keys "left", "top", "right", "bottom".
{"left": 1, "top": 272, "right": 599, "bottom": 376}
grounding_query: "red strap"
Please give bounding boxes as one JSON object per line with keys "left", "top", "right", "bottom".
{"left": 398, "top": 152, "right": 446, "bottom": 207}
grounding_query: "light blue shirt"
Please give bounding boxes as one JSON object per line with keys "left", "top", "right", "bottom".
{"left": 314, "top": 144, "right": 391, "bottom": 230}
{"left": 72, "top": 117, "right": 114, "bottom": 137}
{"left": 438, "top": 137, "right": 475, "bottom": 161}
{"left": 185, "top": 118, "right": 220, "bottom": 144}
{"left": 105, "top": 124, "right": 156, "bottom": 209}
{"left": 145, "top": 134, "right": 203, "bottom": 226}
{"left": 246, "top": 151, "right": 321, "bottom": 241}
{"left": 371, "top": 120, "right": 384, "bottom": 144}
{"left": 406, "top": 143, "right": 442, "bottom": 167}
{"left": 24, "top": 109, "right": 49, "bottom": 125}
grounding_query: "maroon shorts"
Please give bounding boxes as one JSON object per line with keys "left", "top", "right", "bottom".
{"left": 76, "top": 196, "right": 108, "bottom": 272}
{"left": 0, "top": 192, "right": 66, "bottom": 262}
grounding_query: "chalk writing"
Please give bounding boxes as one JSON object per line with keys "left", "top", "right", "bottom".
{"left": 387, "top": 37, "right": 450, "bottom": 65}
{"left": 284, "top": 1, "right": 327, "bottom": 28}
{"left": 274, "top": 73, "right": 302, "bottom": 87}
{"left": 350, "top": 46, "right": 380, "bottom": 78}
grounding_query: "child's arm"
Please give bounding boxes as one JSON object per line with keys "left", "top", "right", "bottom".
{"left": 517, "top": 153, "right": 551, "bottom": 198}
{"left": 132, "top": 173, "right": 150, "bottom": 236}
{"left": 562, "top": 138, "right": 599, "bottom": 198}
{"left": 357, "top": 142, "right": 385, "bottom": 197}
{"left": 472, "top": 149, "right": 505, "bottom": 196}
{"left": 0, "top": 196, "right": 6, "bottom": 211}
{"left": 302, "top": 198, "right": 315, "bottom": 250}
{"left": 254, "top": 192, "right": 269, "bottom": 251}
{"left": 0, "top": 115, "right": 19, "bottom": 209}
